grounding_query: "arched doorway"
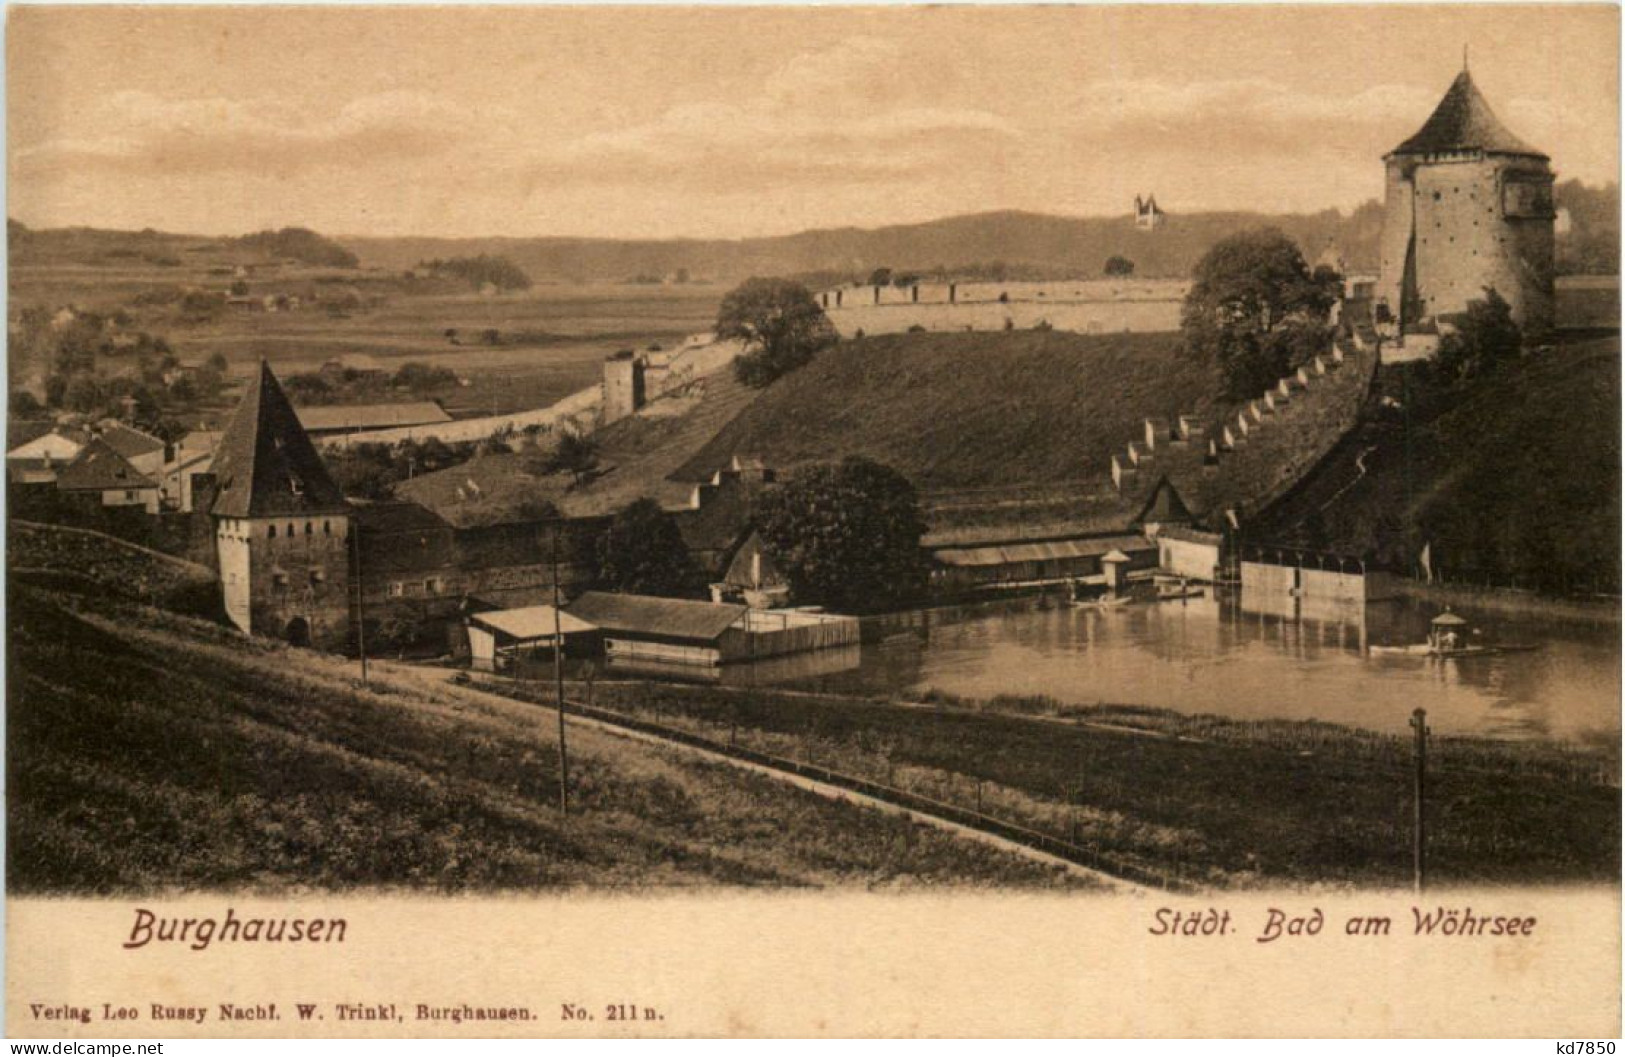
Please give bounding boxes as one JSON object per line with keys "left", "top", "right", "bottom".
{"left": 286, "top": 617, "right": 312, "bottom": 647}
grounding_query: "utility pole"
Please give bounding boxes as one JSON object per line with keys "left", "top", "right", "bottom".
{"left": 353, "top": 522, "right": 368, "bottom": 686}
{"left": 1411, "top": 707, "right": 1430, "bottom": 893}
{"left": 551, "top": 521, "right": 569, "bottom": 816}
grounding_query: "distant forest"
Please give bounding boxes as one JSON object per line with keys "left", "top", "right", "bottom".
{"left": 344, "top": 182, "right": 1618, "bottom": 284}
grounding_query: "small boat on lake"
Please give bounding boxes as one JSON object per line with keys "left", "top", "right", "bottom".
{"left": 1155, "top": 578, "right": 1205, "bottom": 602}
{"left": 1068, "top": 580, "right": 1134, "bottom": 610}
{"left": 1368, "top": 609, "right": 1539, "bottom": 659}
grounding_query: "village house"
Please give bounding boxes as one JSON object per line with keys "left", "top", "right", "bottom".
{"left": 6, "top": 426, "right": 91, "bottom": 485}
{"left": 96, "top": 422, "right": 167, "bottom": 479}
{"left": 53, "top": 437, "right": 161, "bottom": 514}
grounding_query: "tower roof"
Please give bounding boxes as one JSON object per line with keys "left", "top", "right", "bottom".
{"left": 1388, "top": 70, "right": 1546, "bottom": 159}
{"left": 210, "top": 360, "right": 350, "bottom": 518}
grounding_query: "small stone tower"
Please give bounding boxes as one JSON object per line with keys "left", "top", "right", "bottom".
{"left": 1377, "top": 66, "right": 1555, "bottom": 335}
{"left": 210, "top": 361, "right": 353, "bottom": 649}
{"left": 602, "top": 351, "right": 647, "bottom": 426}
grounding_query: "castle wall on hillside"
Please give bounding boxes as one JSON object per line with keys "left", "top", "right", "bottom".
{"left": 819, "top": 278, "right": 1189, "bottom": 334}
{"left": 822, "top": 278, "right": 1188, "bottom": 337}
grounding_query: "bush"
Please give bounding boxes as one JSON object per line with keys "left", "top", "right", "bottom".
{"left": 418, "top": 255, "right": 532, "bottom": 292}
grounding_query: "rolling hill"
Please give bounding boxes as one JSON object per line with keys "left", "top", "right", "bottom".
{"left": 674, "top": 330, "right": 1219, "bottom": 493}
{"left": 12, "top": 177, "right": 1614, "bottom": 286}
{"left": 345, "top": 207, "right": 1384, "bottom": 284}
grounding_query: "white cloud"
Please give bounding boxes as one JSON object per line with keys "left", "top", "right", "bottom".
{"left": 15, "top": 89, "right": 476, "bottom": 177}
{"left": 528, "top": 37, "right": 1018, "bottom": 193}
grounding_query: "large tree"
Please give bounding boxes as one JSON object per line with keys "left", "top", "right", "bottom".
{"left": 1432, "top": 287, "right": 1523, "bottom": 385}
{"left": 717, "top": 277, "right": 837, "bottom": 388}
{"left": 1181, "top": 228, "right": 1341, "bottom": 400}
{"left": 596, "top": 498, "right": 704, "bottom": 598}
{"left": 754, "top": 456, "right": 927, "bottom": 612}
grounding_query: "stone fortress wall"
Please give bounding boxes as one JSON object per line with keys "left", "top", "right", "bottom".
{"left": 820, "top": 279, "right": 1189, "bottom": 337}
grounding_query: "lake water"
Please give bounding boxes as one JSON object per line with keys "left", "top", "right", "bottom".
{"left": 769, "top": 593, "right": 1621, "bottom": 746}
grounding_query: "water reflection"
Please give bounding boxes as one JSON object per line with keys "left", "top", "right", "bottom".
{"left": 775, "top": 595, "right": 1620, "bottom": 745}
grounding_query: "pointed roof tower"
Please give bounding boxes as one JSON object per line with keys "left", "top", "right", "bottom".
{"left": 1388, "top": 69, "right": 1546, "bottom": 159}
{"left": 210, "top": 360, "right": 349, "bottom": 518}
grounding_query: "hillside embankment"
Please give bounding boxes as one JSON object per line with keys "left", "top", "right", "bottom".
{"left": 7, "top": 583, "right": 1093, "bottom": 893}
{"left": 677, "top": 330, "right": 1216, "bottom": 490}
{"left": 1254, "top": 336, "right": 1621, "bottom": 600}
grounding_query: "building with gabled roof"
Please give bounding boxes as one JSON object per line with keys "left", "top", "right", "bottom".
{"left": 54, "top": 438, "right": 160, "bottom": 513}
{"left": 96, "top": 422, "right": 166, "bottom": 477}
{"left": 1377, "top": 64, "right": 1555, "bottom": 336}
{"left": 7, "top": 426, "right": 91, "bottom": 484}
{"left": 211, "top": 360, "right": 353, "bottom": 649}
{"left": 295, "top": 402, "right": 453, "bottom": 439}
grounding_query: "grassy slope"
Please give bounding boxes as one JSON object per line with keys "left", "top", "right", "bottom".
{"left": 575, "top": 682, "right": 1620, "bottom": 890}
{"left": 1258, "top": 337, "right": 1621, "bottom": 588}
{"left": 676, "top": 331, "right": 1218, "bottom": 491}
{"left": 6, "top": 587, "right": 1085, "bottom": 893}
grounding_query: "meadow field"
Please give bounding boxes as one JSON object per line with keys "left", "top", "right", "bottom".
{"left": 534, "top": 680, "right": 1622, "bottom": 890}
{"left": 10, "top": 249, "right": 726, "bottom": 418}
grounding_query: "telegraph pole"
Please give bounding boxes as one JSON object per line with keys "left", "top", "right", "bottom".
{"left": 353, "top": 521, "right": 369, "bottom": 686}
{"left": 1411, "top": 707, "right": 1429, "bottom": 893}
{"left": 551, "top": 521, "right": 569, "bottom": 816}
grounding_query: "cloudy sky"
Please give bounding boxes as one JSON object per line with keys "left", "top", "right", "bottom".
{"left": 7, "top": 5, "right": 1618, "bottom": 240}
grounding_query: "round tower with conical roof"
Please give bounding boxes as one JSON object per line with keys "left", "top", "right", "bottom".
{"left": 1377, "top": 66, "right": 1555, "bottom": 337}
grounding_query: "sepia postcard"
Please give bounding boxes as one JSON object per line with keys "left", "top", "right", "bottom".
{"left": 4, "top": 3, "right": 1620, "bottom": 1039}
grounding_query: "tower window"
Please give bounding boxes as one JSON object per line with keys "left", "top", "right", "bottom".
{"left": 268, "top": 525, "right": 277, "bottom": 539}
{"left": 305, "top": 522, "right": 313, "bottom": 536}
{"left": 287, "top": 523, "right": 296, "bottom": 538}
{"left": 323, "top": 521, "right": 331, "bottom": 536}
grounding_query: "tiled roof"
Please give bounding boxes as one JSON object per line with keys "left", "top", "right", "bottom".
{"left": 722, "top": 532, "right": 785, "bottom": 589}
{"left": 55, "top": 439, "right": 156, "bottom": 492}
{"left": 97, "top": 423, "right": 165, "bottom": 460}
{"left": 1389, "top": 71, "right": 1545, "bottom": 158}
{"left": 7, "top": 427, "right": 89, "bottom": 462}
{"left": 932, "top": 534, "right": 1152, "bottom": 568}
{"left": 295, "top": 402, "right": 453, "bottom": 433}
{"left": 209, "top": 361, "right": 350, "bottom": 519}
{"left": 470, "top": 605, "right": 598, "bottom": 641}
{"left": 352, "top": 500, "right": 457, "bottom": 576}
{"left": 567, "top": 591, "right": 746, "bottom": 643}
{"left": 1156, "top": 524, "right": 1223, "bottom": 546}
